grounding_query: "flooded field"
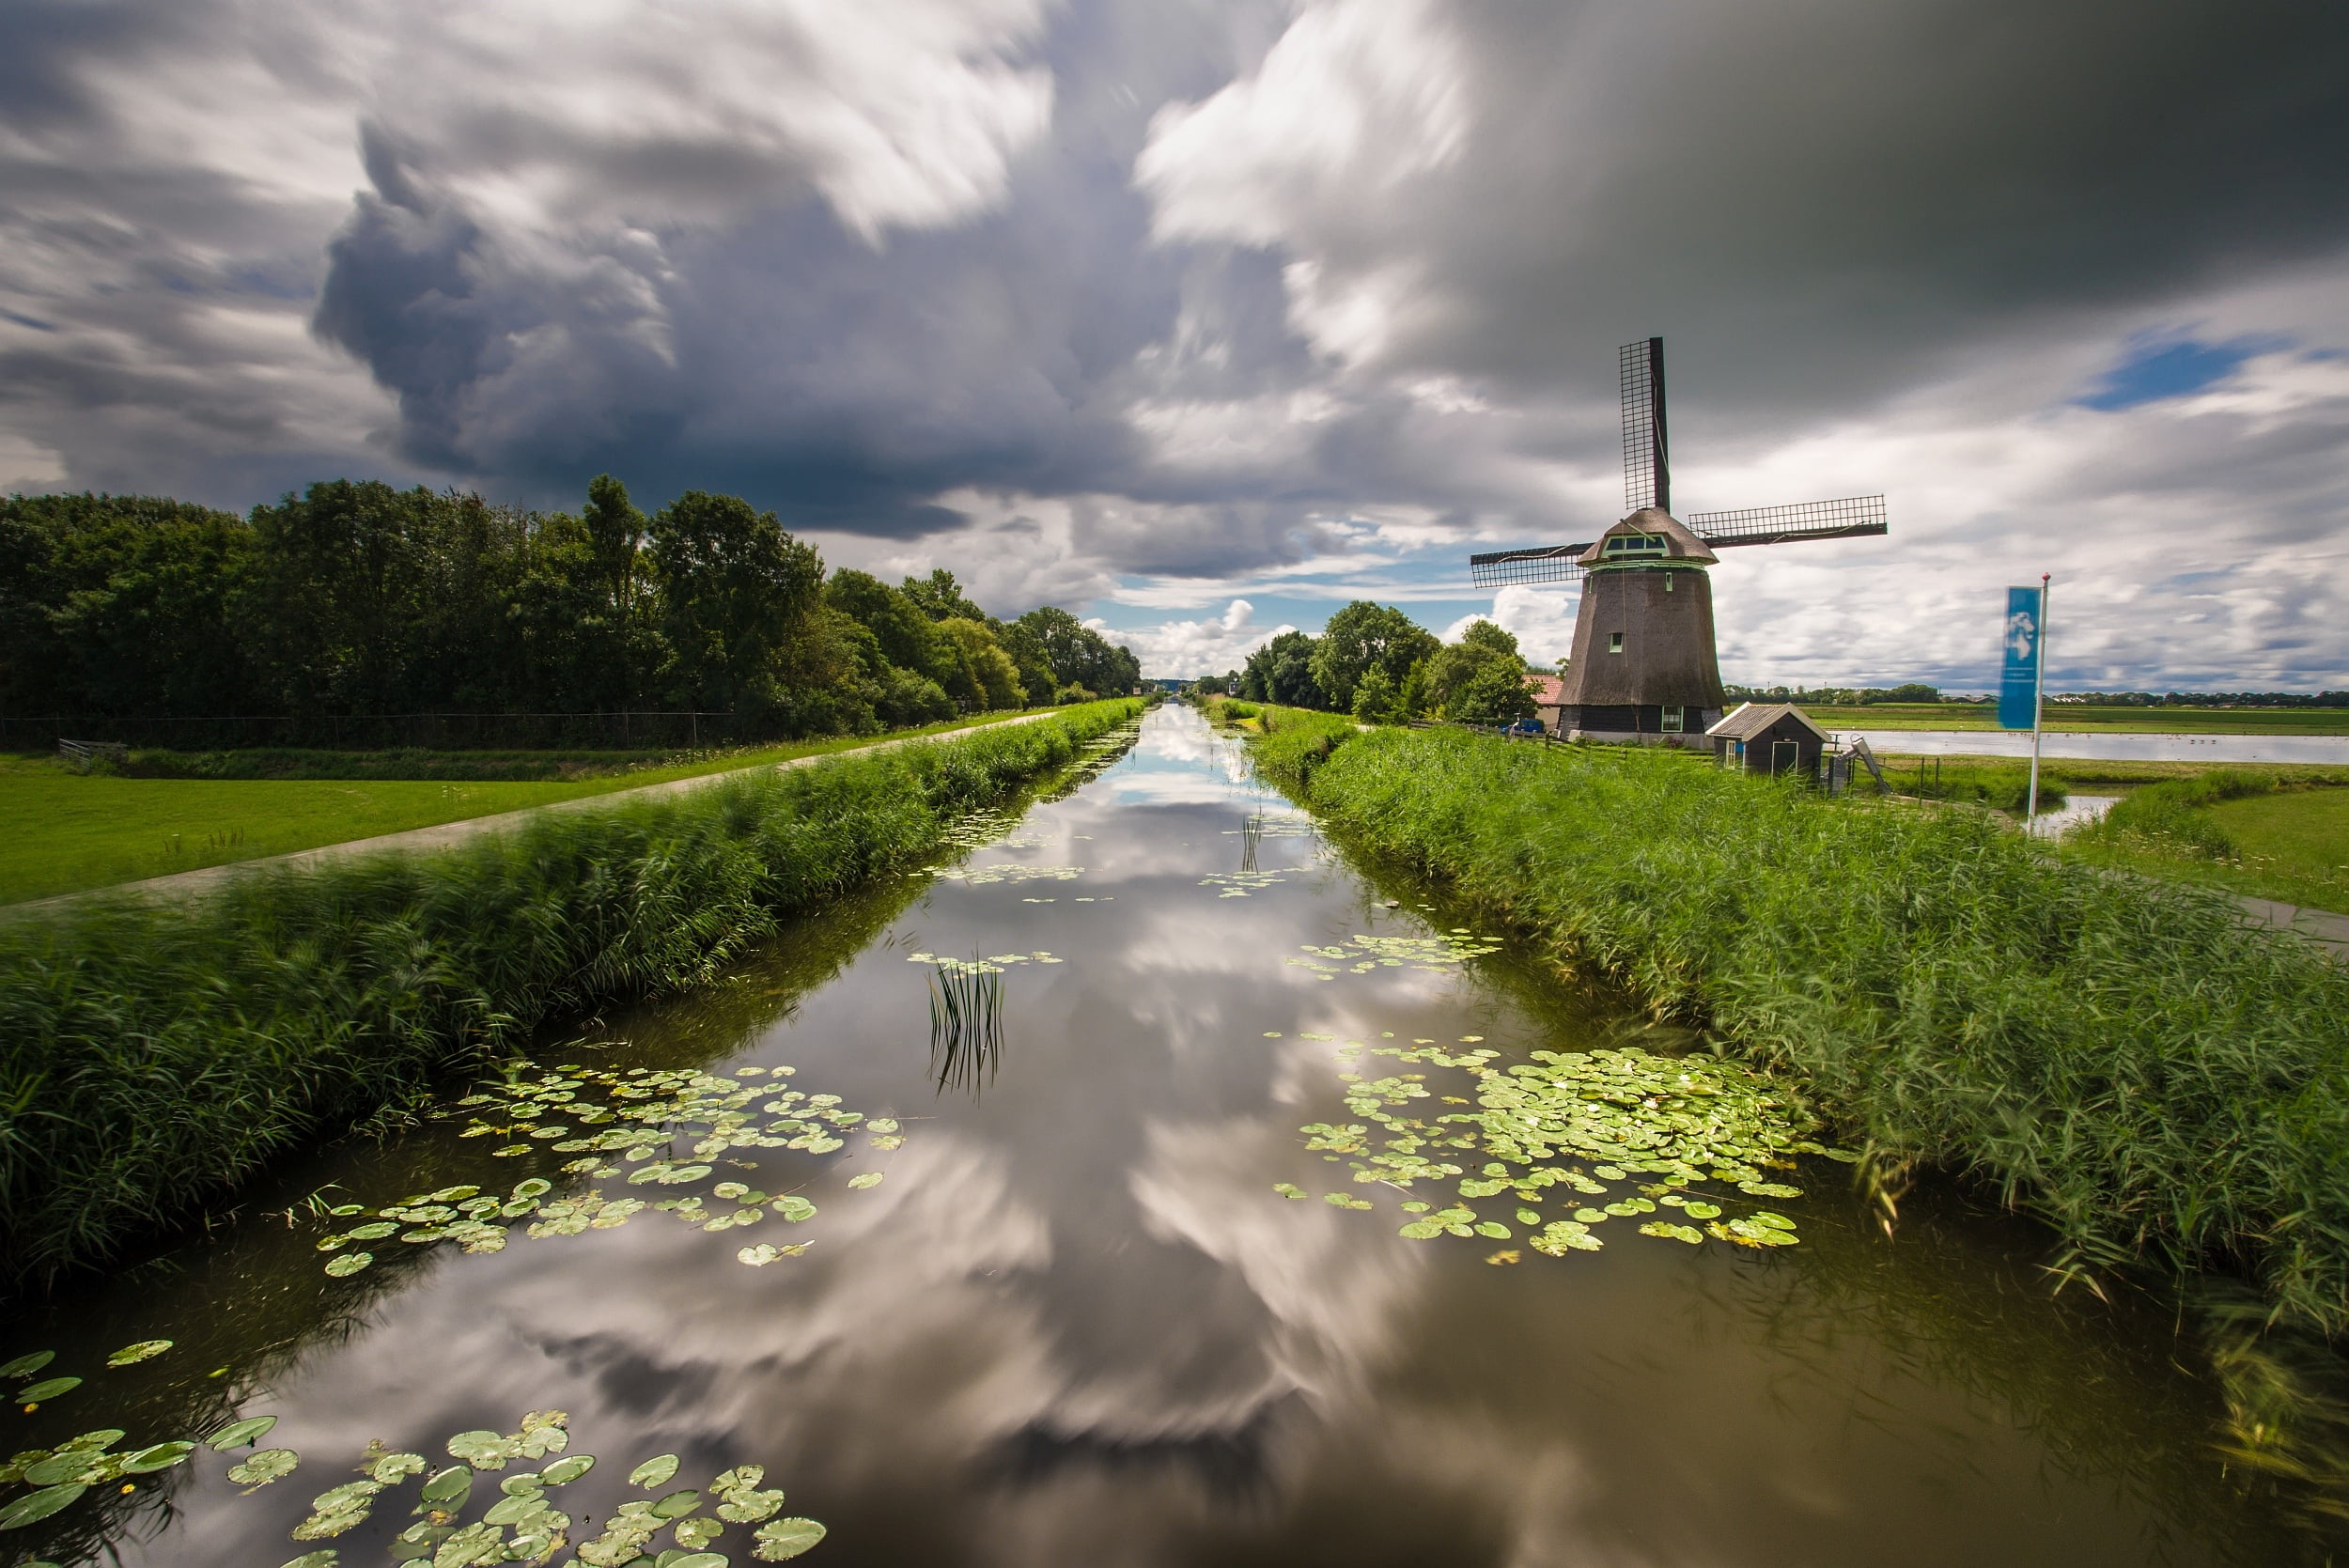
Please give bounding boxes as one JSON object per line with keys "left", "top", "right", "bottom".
{"left": 0, "top": 705, "right": 2326, "bottom": 1567}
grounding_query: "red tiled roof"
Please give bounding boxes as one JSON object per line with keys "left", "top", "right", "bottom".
{"left": 1527, "top": 674, "right": 1566, "bottom": 706}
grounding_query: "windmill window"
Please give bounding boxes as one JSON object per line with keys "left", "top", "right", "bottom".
{"left": 1608, "top": 632, "right": 1624, "bottom": 654}
{"left": 1662, "top": 706, "right": 1684, "bottom": 733}
{"left": 1604, "top": 535, "right": 1669, "bottom": 556}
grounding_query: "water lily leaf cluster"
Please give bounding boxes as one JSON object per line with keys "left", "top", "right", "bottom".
{"left": 1199, "top": 872, "right": 1288, "bottom": 897}
{"left": 0, "top": 1343, "right": 210, "bottom": 1531}
{"left": 207, "top": 1411, "right": 826, "bottom": 1566}
{"left": 1286, "top": 1040, "right": 1854, "bottom": 1254}
{"left": 905, "top": 951, "right": 1062, "bottom": 975}
{"left": 1285, "top": 930, "right": 1502, "bottom": 981}
{"left": 307, "top": 1062, "right": 897, "bottom": 1278}
{"left": 932, "top": 863, "right": 1084, "bottom": 887}
{"left": 936, "top": 807, "right": 1045, "bottom": 855}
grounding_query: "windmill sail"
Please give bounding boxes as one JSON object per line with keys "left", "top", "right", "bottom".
{"left": 1469, "top": 496, "right": 1885, "bottom": 587}
{"left": 1470, "top": 335, "right": 1885, "bottom": 589}
{"left": 1620, "top": 337, "right": 1670, "bottom": 514}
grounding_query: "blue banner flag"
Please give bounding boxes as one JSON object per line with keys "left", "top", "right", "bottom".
{"left": 1999, "top": 585, "right": 2043, "bottom": 730}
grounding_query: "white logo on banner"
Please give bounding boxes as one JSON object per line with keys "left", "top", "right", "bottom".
{"left": 2004, "top": 610, "right": 2037, "bottom": 662}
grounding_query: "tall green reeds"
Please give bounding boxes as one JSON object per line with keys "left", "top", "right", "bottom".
{"left": 0, "top": 702, "right": 1139, "bottom": 1292}
{"left": 1269, "top": 724, "right": 2349, "bottom": 1333}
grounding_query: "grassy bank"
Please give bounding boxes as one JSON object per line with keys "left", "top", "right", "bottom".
{"left": 2064, "top": 771, "right": 2349, "bottom": 913}
{"left": 0, "top": 709, "right": 1060, "bottom": 905}
{"left": 1240, "top": 711, "right": 2349, "bottom": 1333}
{"left": 0, "top": 699, "right": 1140, "bottom": 1293}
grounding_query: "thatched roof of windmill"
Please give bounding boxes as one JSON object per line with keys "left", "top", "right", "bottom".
{"left": 1573, "top": 507, "right": 1719, "bottom": 567}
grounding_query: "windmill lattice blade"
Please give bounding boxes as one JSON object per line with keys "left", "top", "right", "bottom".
{"left": 1620, "top": 338, "right": 1669, "bottom": 514}
{"left": 1470, "top": 543, "right": 1592, "bottom": 589}
{"left": 1687, "top": 494, "right": 1887, "bottom": 549}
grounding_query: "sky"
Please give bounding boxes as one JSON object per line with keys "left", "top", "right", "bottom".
{"left": 3, "top": 0, "right": 2346, "bottom": 689}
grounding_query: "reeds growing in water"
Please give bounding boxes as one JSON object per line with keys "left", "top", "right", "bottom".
{"left": 1255, "top": 718, "right": 2349, "bottom": 1334}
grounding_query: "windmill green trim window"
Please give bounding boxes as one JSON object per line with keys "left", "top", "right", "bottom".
{"left": 1602, "top": 534, "right": 1669, "bottom": 557}
{"left": 1662, "top": 706, "right": 1684, "bottom": 732}
{"left": 1608, "top": 632, "right": 1624, "bottom": 654}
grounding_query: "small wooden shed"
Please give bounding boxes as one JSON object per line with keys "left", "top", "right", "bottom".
{"left": 1706, "top": 703, "right": 1830, "bottom": 777}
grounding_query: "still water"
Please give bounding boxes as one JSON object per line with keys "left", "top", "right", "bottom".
{"left": 1842, "top": 727, "right": 2349, "bottom": 764}
{"left": 1, "top": 706, "right": 2326, "bottom": 1567}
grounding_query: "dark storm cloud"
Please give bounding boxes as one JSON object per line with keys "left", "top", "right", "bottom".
{"left": 4, "top": 0, "right": 2347, "bottom": 685}
{"left": 1142, "top": 0, "right": 2349, "bottom": 429}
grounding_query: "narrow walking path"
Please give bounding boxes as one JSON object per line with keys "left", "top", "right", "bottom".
{"left": 7, "top": 711, "right": 1061, "bottom": 918}
{"left": 2234, "top": 893, "right": 2349, "bottom": 956}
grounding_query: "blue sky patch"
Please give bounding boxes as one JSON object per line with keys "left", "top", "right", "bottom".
{"left": 2077, "top": 333, "right": 2286, "bottom": 411}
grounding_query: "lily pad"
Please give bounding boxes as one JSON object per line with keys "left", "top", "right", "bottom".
{"left": 675, "top": 1516, "right": 726, "bottom": 1549}
{"left": 446, "top": 1431, "right": 509, "bottom": 1467}
{"left": 122, "top": 1441, "right": 196, "bottom": 1473}
{"left": 229, "top": 1448, "right": 300, "bottom": 1486}
{"left": 753, "top": 1516, "right": 828, "bottom": 1560}
{"left": 630, "top": 1453, "right": 680, "bottom": 1489}
{"left": 19, "top": 1376, "right": 80, "bottom": 1403}
{"left": 846, "top": 1172, "right": 884, "bottom": 1190}
{"left": 652, "top": 1487, "right": 703, "bottom": 1519}
{"left": 770, "top": 1197, "right": 817, "bottom": 1222}
{"left": 280, "top": 1554, "right": 339, "bottom": 1568}
{"left": 0, "top": 1351, "right": 55, "bottom": 1379}
{"left": 323, "top": 1252, "right": 373, "bottom": 1278}
{"left": 420, "top": 1465, "right": 474, "bottom": 1508}
{"left": 106, "top": 1339, "right": 173, "bottom": 1367}
{"left": 209, "top": 1418, "right": 277, "bottom": 1455}
{"left": 539, "top": 1453, "right": 596, "bottom": 1485}
{"left": 0, "top": 1483, "right": 86, "bottom": 1531}
{"left": 371, "top": 1452, "right": 427, "bottom": 1484}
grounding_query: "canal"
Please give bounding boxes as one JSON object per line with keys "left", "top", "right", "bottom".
{"left": 0, "top": 704, "right": 2322, "bottom": 1567}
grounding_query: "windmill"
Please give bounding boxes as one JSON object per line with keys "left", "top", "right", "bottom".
{"left": 1469, "top": 337, "right": 1887, "bottom": 740}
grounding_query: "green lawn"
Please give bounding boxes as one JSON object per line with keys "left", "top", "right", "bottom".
{"left": 0, "top": 710, "right": 1047, "bottom": 905}
{"left": 2194, "top": 788, "right": 2349, "bottom": 911}
{"left": 2053, "top": 784, "right": 2349, "bottom": 914}
{"left": 1805, "top": 703, "right": 2349, "bottom": 734}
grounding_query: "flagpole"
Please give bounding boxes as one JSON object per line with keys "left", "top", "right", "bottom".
{"left": 2027, "top": 572, "right": 2049, "bottom": 830}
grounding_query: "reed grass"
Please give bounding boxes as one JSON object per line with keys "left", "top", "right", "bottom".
{"left": 0, "top": 700, "right": 1139, "bottom": 1293}
{"left": 1264, "top": 722, "right": 2349, "bottom": 1333}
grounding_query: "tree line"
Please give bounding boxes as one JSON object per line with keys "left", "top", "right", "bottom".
{"left": 1199, "top": 600, "right": 1538, "bottom": 724}
{"left": 0, "top": 479, "right": 1140, "bottom": 737}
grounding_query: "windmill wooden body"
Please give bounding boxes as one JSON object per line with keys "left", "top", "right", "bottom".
{"left": 1470, "top": 338, "right": 1888, "bottom": 741}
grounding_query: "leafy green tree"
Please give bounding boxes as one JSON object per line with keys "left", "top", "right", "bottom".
{"left": 1240, "top": 629, "right": 1323, "bottom": 707}
{"left": 1420, "top": 616, "right": 1534, "bottom": 721}
{"left": 995, "top": 617, "right": 1057, "bottom": 706}
{"left": 1453, "top": 658, "right": 1537, "bottom": 722}
{"left": 1015, "top": 606, "right": 1139, "bottom": 697}
{"left": 938, "top": 617, "right": 1023, "bottom": 709}
{"left": 1350, "top": 665, "right": 1403, "bottom": 723}
{"left": 245, "top": 481, "right": 534, "bottom": 715}
{"left": 1310, "top": 602, "right": 1439, "bottom": 712}
{"left": 901, "top": 567, "right": 987, "bottom": 623}
{"left": 824, "top": 569, "right": 958, "bottom": 690}
{"left": 647, "top": 490, "right": 824, "bottom": 715}
{"left": 0, "top": 492, "right": 259, "bottom": 718}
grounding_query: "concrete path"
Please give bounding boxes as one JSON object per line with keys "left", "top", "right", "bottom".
{"left": 2233, "top": 894, "right": 2349, "bottom": 958}
{"left": 8, "top": 711, "right": 1062, "bottom": 918}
